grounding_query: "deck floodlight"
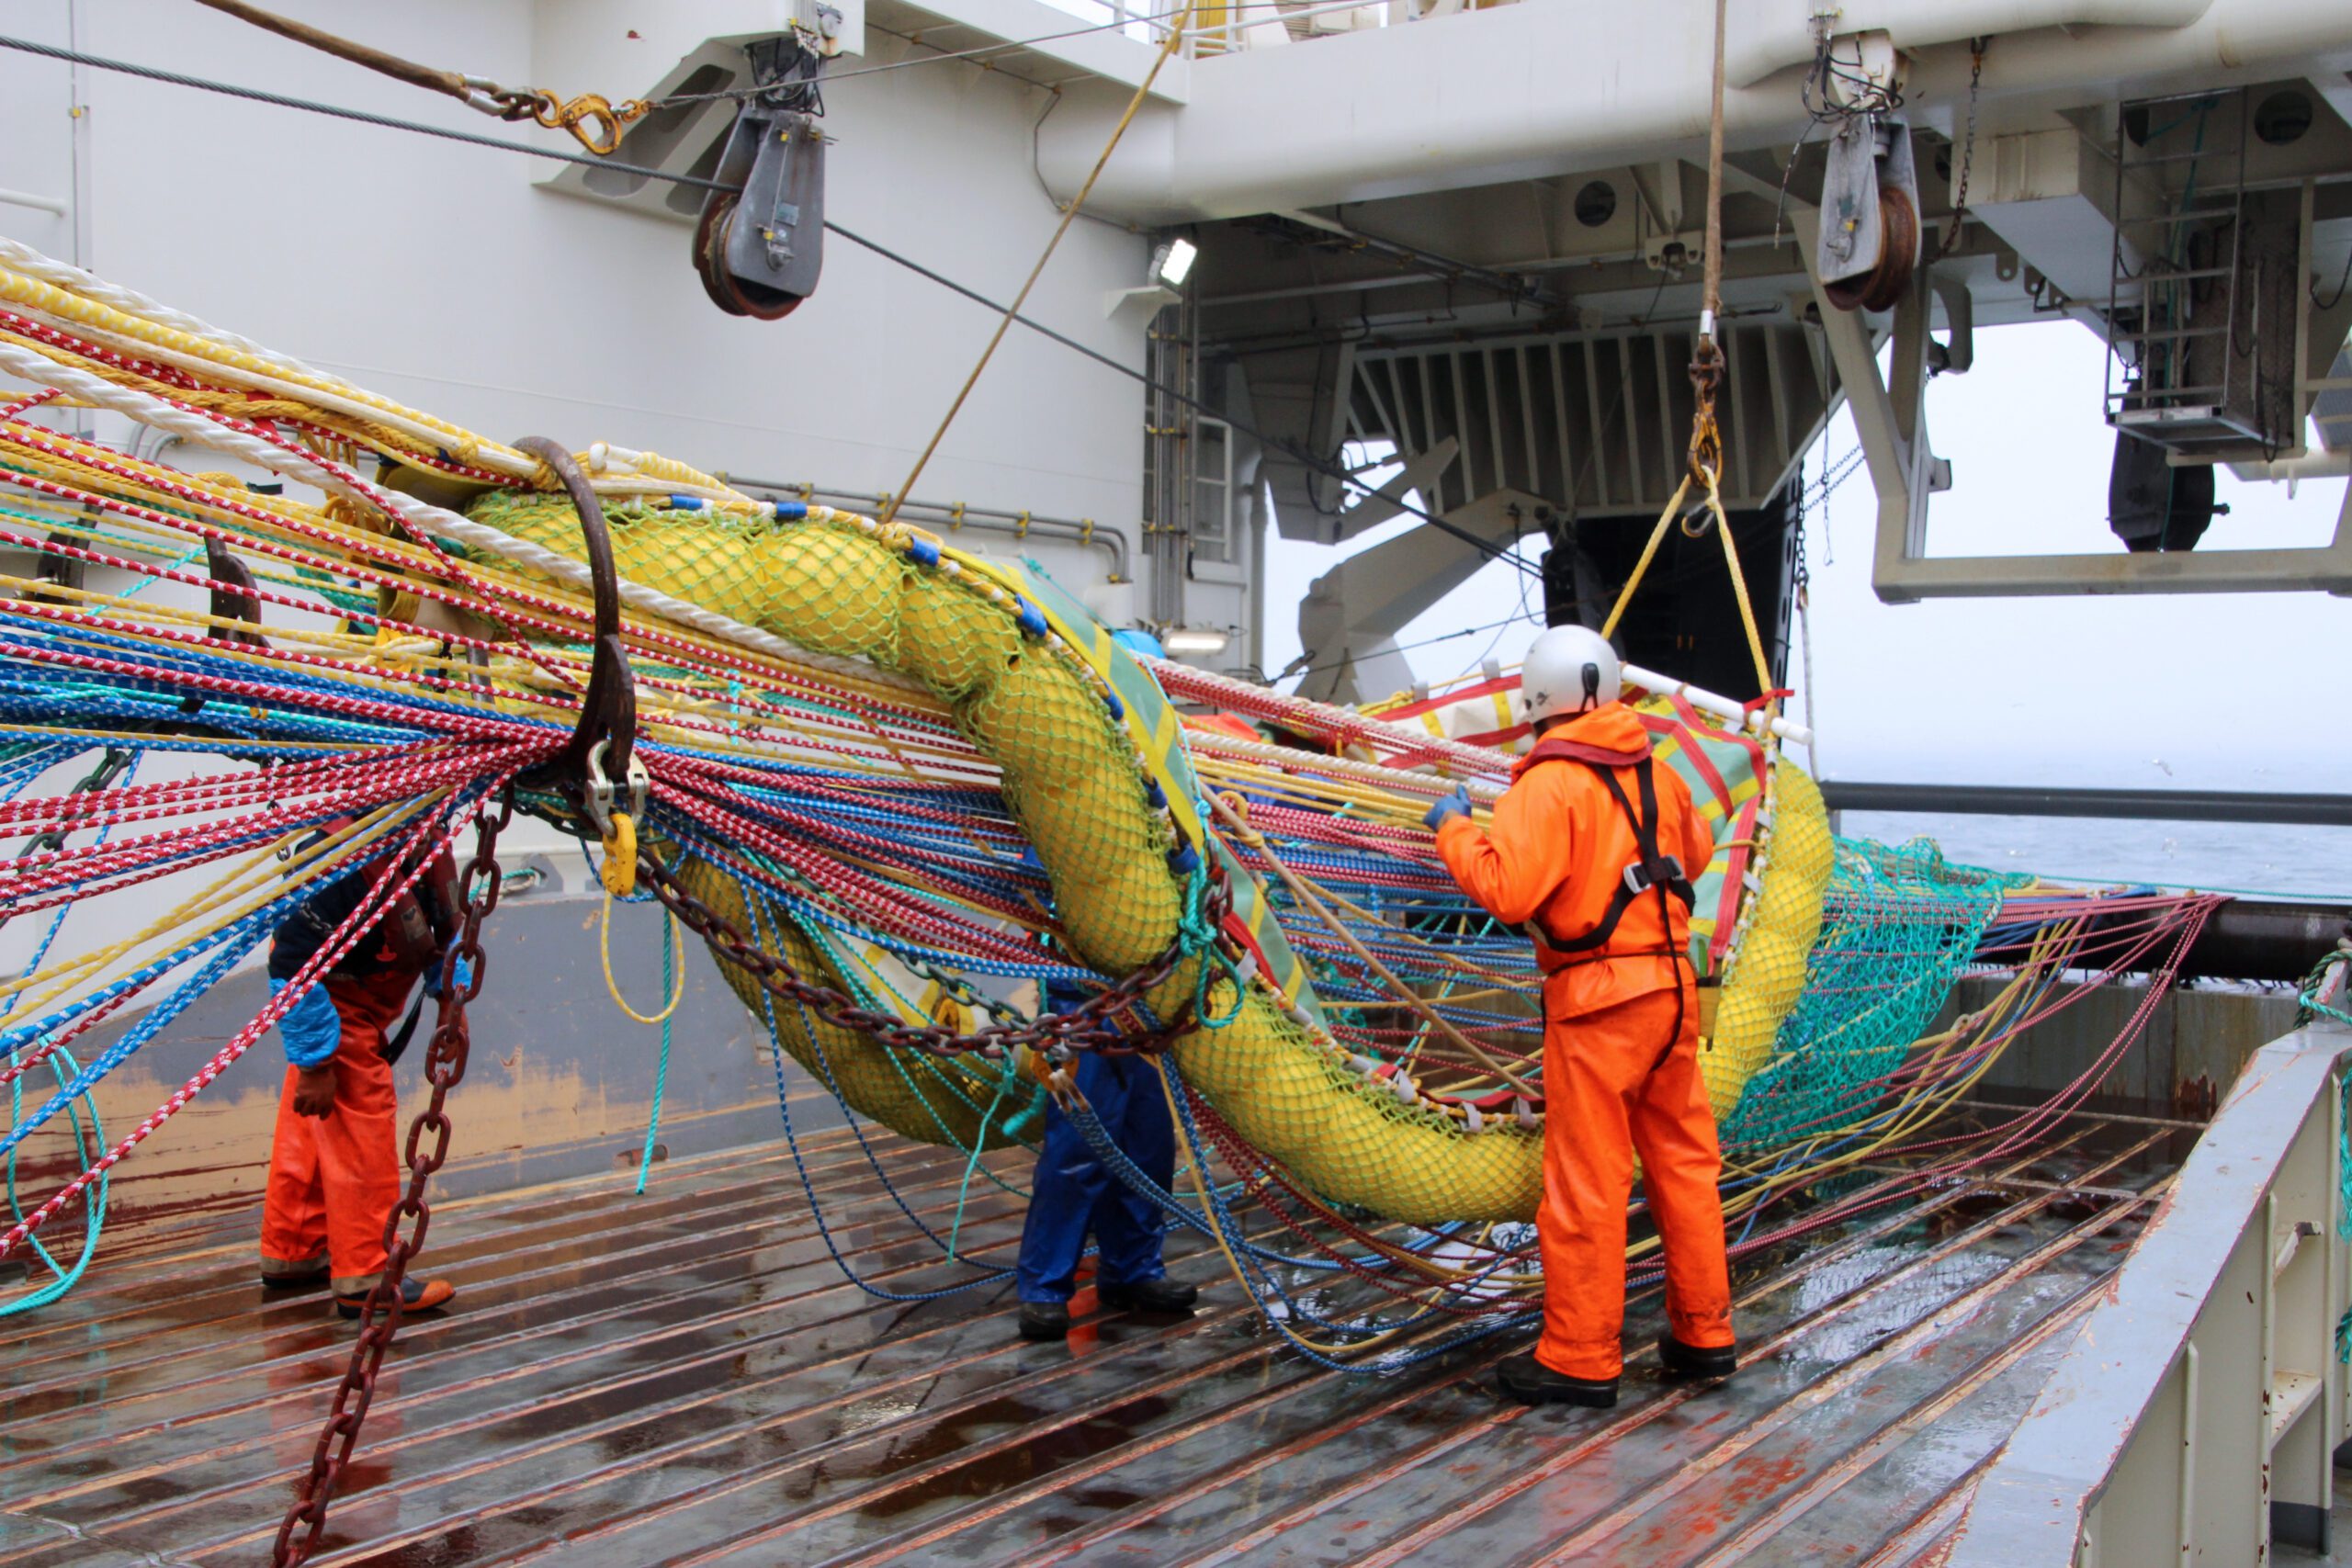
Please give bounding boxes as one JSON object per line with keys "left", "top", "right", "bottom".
{"left": 1152, "top": 237, "right": 1198, "bottom": 288}
{"left": 1162, "top": 626, "right": 1227, "bottom": 655}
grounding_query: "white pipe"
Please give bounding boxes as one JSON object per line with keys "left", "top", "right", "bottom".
{"left": 1144, "top": 653, "right": 1507, "bottom": 774}
{"left": 1723, "top": 0, "right": 2216, "bottom": 90}
{"left": 0, "top": 189, "right": 71, "bottom": 218}
{"left": 1037, "top": 0, "right": 2345, "bottom": 221}
{"left": 1147, "top": 654, "right": 1813, "bottom": 763}
{"left": 1622, "top": 663, "right": 1814, "bottom": 750}
{"left": 2205, "top": 450, "right": 2352, "bottom": 481}
{"left": 1195, "top": 730, "right": 1510, "bottom": 801}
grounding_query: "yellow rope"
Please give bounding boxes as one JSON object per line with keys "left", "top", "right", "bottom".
{"left": 1148, "top": 1056, "right": 1452, "bottom": 1351}
{"left": 0, "top": 800, "right": 438, "bottom": 1030}
{"left": 1207, "top": 792, "right": 1537, "bottom": 1099}
{"left": 1600, "top": 473, "right": 1692, "bottom": 641}
{"left": 1707, "top": 479, "right": 1778, "bottom": 709}
{"left": 599, "top": 896, "right": 686, "bottom": 1026}
{"left": 881, "top": 0, "right": 1198, "bottom": 524}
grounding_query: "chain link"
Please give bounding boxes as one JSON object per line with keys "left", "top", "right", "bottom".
{"left": 486, "top": 87, "right": 651, "bottom": 155}
{"left": 1940, "top": 38, "right": 1988, "bottom": 256}
{"left": 266, "top": 815, "right": 1223, "bottom": 1565}
{"left": 897, "top": 948, "right": 1034, "bottom": 1029}
{"left": 270, "top": 791, "right": 512, "bottom": 1568}
{"left": 635, "top": 854, "right": 1234, "bottom": 1063}
{"left": 1686, "top": 338, "right": 1726, "bottom": 493}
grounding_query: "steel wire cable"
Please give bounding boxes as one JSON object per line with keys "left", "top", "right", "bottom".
{"left": 0, "top": 33, "right": 1539, "bottom": 581}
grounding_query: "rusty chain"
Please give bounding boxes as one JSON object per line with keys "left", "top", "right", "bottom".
{"left": 633, "top": 852, "right": 1235, "bottom": 1063}
{"left": 270, "top": 791, "right": 512, "bottom": 1568}
{"left": 264, "top": 708, "right": 1225, "bottom": 1565}
{"left": 1940, "top": 38, "right": 1989, "bottom": 256}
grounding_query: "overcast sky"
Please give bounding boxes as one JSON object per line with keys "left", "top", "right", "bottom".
{"left": 1261, "top": 320, "right": 2350, "bottom": 793}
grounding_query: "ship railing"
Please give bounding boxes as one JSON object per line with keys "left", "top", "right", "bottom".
{"left": 1179, "top": 0, "right": 1512, "bottom": 57}
{"left": 1949, "top": 989, "right": 2352, "bottom": 1566}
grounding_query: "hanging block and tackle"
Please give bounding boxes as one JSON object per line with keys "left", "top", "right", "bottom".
{"left": 694, "top": 17, "right": 842, "bottom": 321}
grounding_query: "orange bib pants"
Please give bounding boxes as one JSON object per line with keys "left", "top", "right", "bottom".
{"left": 1430, "top": 701, "right": 1736, "bottom": 1381}
{"left": 1535, "top": 978, "right": 1735, "bottom": 1381}
{"left": 258, "top": 970, "right": 411, "bottom": 1296}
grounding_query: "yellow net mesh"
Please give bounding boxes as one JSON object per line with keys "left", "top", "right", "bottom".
{"left": 467, "top": 491, "right": 1835, "bottom": 1225}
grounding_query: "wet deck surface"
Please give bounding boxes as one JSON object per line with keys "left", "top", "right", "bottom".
{"left": 0, "top": 1105, "right": 2191, "bottom": 1566}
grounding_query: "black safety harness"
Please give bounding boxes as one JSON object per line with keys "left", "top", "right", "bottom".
{"left": 1520, "top": 733, "right": 1699, "bottom": 1069}
{"left": 1520, "top": 738, "right": 1694, "bottom": 957}
{"left": 269, "top": 826, "right": 459, "bottom": 1066}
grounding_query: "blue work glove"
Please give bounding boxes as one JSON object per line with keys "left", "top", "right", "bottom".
{"left": 1422, "top": 787, "right": 1473, "bottom": 831}
{"left": 270, "top": 977, "right": 343, "bottom": 1069}
{"left": 422, "top": 952, "right": 474, "bottom": 999}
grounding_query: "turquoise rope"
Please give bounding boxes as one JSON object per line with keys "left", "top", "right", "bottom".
{"left": 1181, "top": 858, "right": 1246, "bottom": 1031}
{"left": 631, "top": 910, "right": 677, "bottom": 1196}
{"left": 3, "top": 1038, "right": 105, "bottom": 1317}
{"left": 945, "top": 1054, "right": 1023, "bottom": 1262}
{"left": 1, "top": 750, "right": 141, "bottom": 1314}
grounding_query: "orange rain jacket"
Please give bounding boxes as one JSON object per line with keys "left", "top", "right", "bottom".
{"left": 1435, "top": 699, "right": 1734, "bottom": 1379}
{"left": 1434, "top": 702, "right": 1714, "bottom": 1019}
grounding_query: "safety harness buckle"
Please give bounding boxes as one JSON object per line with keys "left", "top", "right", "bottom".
{"left": 1622, "top": 853, "right": 1686, "bottom": 898}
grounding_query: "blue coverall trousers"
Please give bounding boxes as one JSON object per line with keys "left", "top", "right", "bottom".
{"left": 1014, "top": 1050, "right": 1176, "bottom": 1304}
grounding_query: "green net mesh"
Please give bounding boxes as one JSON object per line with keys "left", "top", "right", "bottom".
{"left": 1718, "top": 837, "right": 2031, "bottom": 1150}
{"left": 455, "top": 487, "right": 2041, "bottom": 1228}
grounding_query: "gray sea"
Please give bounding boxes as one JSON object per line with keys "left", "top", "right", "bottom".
{"left": 1838, "top": 813, "right": 2352, "bottom": 903}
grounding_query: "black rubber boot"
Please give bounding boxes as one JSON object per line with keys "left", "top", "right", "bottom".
{"left": 259, "top": 1258, "right": 329, "bottom": 1291}
{"left": 1657, "top": 1333, "right": 1738, "bottom": 1381}
{"left": 1098, "top": 1277, "right": 1199, "bottom": 1314}
{"left": 1016, "top": 1301, "right": 1071, "bottom": 1341}
{"left": 1497, "top": 1352, "right": 1619, "bottom": 1408}
{"left": 335, "top": 1276, "right": 455, "bottom": 1320}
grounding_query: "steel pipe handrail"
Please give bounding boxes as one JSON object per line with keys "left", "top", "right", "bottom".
{"left": 723, "top": 474, "right": 1128, "bottom": 582}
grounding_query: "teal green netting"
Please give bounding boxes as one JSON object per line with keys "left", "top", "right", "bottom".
{"left": 1718, "top": 837, "right": 2030, "bottom": 1150}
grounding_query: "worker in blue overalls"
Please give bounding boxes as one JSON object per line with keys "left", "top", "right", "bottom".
{"left": 1013, "top": 976, "right": 1200, "bottom": 1340}
{"left": 1013, "top": 625, "right": 1200, "bottom": 1341}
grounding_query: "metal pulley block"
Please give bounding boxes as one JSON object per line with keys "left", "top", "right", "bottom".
{"left": 1817, "top": 111, "right": 1922, "bottom": 313}
{"left": 694, "top": 27, "right": 834, "bottom": 321}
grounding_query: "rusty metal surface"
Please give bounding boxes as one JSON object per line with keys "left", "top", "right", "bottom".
{"left": 32, "top": 886, "right": 795, "bottom": 1260}
{"left": 0, "top": 1108, "right": 2188, "bottom": 1567}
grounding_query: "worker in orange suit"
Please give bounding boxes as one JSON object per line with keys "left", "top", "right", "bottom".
{"left": 260, "top": 836, "right": 463, "bottom": 1319}
{"left": 1428, "top": 625, "right": 1736, "bottom": 1407}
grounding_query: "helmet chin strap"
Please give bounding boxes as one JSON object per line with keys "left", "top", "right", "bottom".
{"left": 1578, "top": 663, "right": 1600, "bottom": 713}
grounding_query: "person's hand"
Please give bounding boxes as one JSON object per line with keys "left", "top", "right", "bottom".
{"left": 423, "top": 952, "right": 474, "bottom": 999}
{"left": 1422, "top": 787, "right": 1473, "bottom": 831}
{"left": 291, "top": 1064, "right": 337, "bottom": 1118}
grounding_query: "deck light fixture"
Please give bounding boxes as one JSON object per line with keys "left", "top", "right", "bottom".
{"left": 1152, "top": 237, "right": 1198, "bottom": 288}
{"left": 1161, "top": 626, "right": 1228, "bottom": 655}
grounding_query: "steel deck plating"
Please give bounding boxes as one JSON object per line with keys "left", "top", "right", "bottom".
{"left": 0, "top": 1107, "right": 2188, "bottom": 1566}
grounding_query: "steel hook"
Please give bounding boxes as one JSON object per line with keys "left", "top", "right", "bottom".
{"left": 512, "top": 436, "right": 638, "bottom": 811}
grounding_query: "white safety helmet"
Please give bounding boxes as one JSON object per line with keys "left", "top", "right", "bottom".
{"left": 1521, "top": 625, "right": 1622, "bottom": 727}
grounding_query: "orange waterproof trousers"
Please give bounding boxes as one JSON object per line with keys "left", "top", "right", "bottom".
{"left": 1536, "top": 983, "right": 1735, "bottom": 1380}
{"left": 258, "top": 973, "right": 407, "bottom": 1295}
